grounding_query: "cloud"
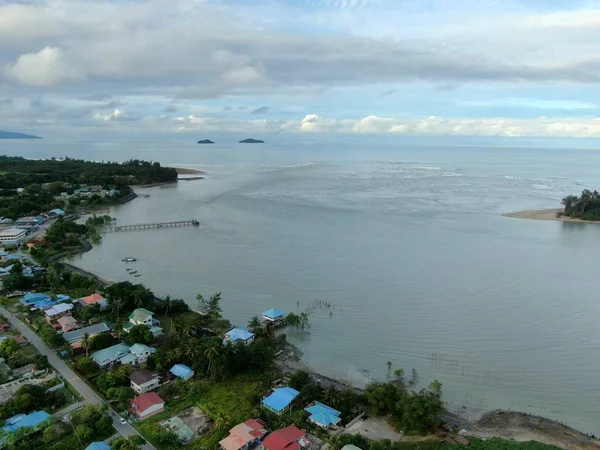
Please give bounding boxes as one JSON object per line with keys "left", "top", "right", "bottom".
{"left": 3, "top": 46, "right": 84, "bottom": 86}
{"left": 250, "top": 106, "right": 271, "bottom": 114}
{"left": 95, "top": 109, "right": 128, "bottom": 121}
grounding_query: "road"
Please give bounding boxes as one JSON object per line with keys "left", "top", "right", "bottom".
{"left": 0, "top": 306, "right": 156, "bottom": 450}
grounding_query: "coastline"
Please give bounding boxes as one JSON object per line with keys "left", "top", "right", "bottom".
{"left": 503, "top": 209, "right": 600, "bottom": 224}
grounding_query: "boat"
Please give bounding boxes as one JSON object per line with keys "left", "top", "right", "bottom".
{"left": 134, "top": 274, "right": 142, "bottom": 277}
{"left": 129, "top": 271, "right": 138, "bottom": 275}
{"left": 122, "top": 257, "right": 137, "bottom": 262}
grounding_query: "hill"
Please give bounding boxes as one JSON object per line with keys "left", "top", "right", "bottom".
{"left": 0, "top": 131, "right": 42, "bottom": 139}
{"left": 239, "top": 138, "right": 264, "bottom": 143}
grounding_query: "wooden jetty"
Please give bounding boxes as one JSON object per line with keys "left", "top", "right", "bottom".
{"left": 101, "top": 220, "right": 200, "bottom": 232}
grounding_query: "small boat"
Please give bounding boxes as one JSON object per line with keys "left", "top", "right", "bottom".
{"left": 129, "top": 270, "right": 138, "bottom": 275}
{"left": 122, "top": 257, "right": 137, "bottom": 262}
{"left": 134, "top": 274, "right": 142, "bottom": 277}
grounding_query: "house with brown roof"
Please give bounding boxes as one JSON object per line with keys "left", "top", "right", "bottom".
{"left": 57, "top": 315, "right": 79, "bottom": 333}
{"left": 220, "top": 419, "right": 267, "bottom": 450}
{"left": 130, "top": 370, "right": 160, "bottom": 394}
{"left": 78, "top": 293, "right": 108, "bottom": 309}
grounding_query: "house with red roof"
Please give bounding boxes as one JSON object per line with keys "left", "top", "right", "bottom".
{"left": 78, "top": 293, "right": 108, "bottom": 309}
{"left": 130, "top": 392, "right": 165, "bottom": 419}
{"left": 261, "top": 425, "right": 309, "bottom": 450}
{"left": 219, "top": 418, "right": 268, "bottom": 450}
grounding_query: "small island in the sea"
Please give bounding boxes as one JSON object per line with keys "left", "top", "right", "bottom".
{"left": 0, "top": 130, "right": 42, "bottom": 139}
{"left": 239, "top": 138, "right": 264, "bottom": 144}
{"left": 197, "top": 139, "right": 214, "bottom": 144}
{"left": 504, "top": 189, "right": 600, "bottom": 223}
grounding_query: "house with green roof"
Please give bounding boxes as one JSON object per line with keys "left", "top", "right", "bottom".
{"left": 123, "top": 308, "right": 163, "bottom": 337}
{"left": 91, "top": 343, "right": 131, "bottom": 367}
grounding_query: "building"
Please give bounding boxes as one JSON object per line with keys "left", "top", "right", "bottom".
{"left": 261, "top": 425, "right": 309, "bottom": 450}
{"left": 57, "top": 315, "right": 79, "bottom": 332}
{"left": 78, "top": 293, "right": 108, "bottom": 309}
{"left": 263, "top": 308, "right": 285, "bottom": 323}
{"left": 91, "top": 343, "right": 132, "bottom": 367}
{"left": 262, "top": 387, "right": 299, "bottom": 415}
{"left": 44, "top": 303, "right": 74, "bottom": 322}
{"left": 130, "top": 392, "right": 165, "bottom": 419}
{"left": 62, "top": 323, "right": 111, "bottom": 346}
{"left": 19, "top": 292, "right": 51, "bottom": 307}
{"left": 123, "top": 308, "right": 163, "bottom": 336}
{"left": 129, "top": 343, "right": 156, "bottom": 364}
{"left": 0, "top": 228, "right": 27, "bottom": 245}
{"left": 169, "top": 364, "right": 194, "bottom": 380}
{"left": 48, "top": 208, "right": 65, "bottom": 217}
{"left": 219, "top": 419, "right": 268, "bottom": 450}
{"left": 304, "top": 401, "right": 341, "bottom": 429}
{"left": 86, "top": 443, "right": 111, "bottom": 450}
{"left": 3, "top": 410, "right": 51, "bottom": 433}
{"left": 341, "top": 445, "right": 363, "bottom": 450}
{"left": 15, "top": 217, "right": 40, "bottom": 227}
{"left": 130, "top": 370, "right": 160, "bottom": 394}
{"left": 224, "top": 327, "right": 255, "bottom": 346}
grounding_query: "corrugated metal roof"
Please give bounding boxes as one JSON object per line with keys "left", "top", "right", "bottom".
{"left": 262, "top": 387, "right": 299, "bottom": 412}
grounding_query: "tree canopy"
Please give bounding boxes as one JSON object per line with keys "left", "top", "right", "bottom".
{"left": 562, "top": 189, "right": 600, "bottom": 220}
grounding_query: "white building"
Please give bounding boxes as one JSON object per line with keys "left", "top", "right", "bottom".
{"left": 0, "top": 228, "right": 27, "bottom": 246}
{"left": 130, "top": 370, "right": 160, "bottom": 394}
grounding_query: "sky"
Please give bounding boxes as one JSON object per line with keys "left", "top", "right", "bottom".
{"left": 3, "top": 0, "right": 600, "bottom": 138}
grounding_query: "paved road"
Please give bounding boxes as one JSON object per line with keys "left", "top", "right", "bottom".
{"left": 0, "top": 306, "right": 156, "bottom": 450}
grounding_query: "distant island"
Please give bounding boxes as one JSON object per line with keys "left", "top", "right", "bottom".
{"left": 197, "top": 139, "right": 214, "bottom": 144}
{"left": 504, "top": 189, "right": 600, "bottom": 223}
{"left": 0, "top": 131, "right": 42, "bottom": 140}
{"left": 239, "top": 138, "right": 264, "bottom": 144}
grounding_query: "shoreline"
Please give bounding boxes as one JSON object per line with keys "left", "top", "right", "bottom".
{"left": 503, "top": 209, "right": 600, "bottom": 224}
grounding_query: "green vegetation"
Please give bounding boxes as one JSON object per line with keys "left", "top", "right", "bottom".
{"left": 561, "top": 189, "right": 600, "bottom": 220}
{"left": 110, "top": 435, "right": 147, "bottom": 450}
{"left": 0, "top": 384, "right": 70, "bottom": 421}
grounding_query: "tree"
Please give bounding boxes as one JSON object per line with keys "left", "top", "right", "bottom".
{"left": 409, "top": 368, "right": 419, "bottom": 387}
{"left": 163, "top": 295, "right": 172, "bottom": 318}
{"left": 111, "top": 436, "right": 146, "bottom": 450}
{"left": 0, "top": 339, "right": 19, "bottom": 358}
{"left": 89, "top": 333, "right": 117, "bottom": 351}
{"left": 77, "top": 357, "right": 96, "bottom": 374}
{"left": 428, "top": 380, "right": 442, "bottom": 398}
{"left": 286, "top": 313, "right": 301, "bottom": 329}
{"left": 323, "top": 385, "right": 341, "bottom": 407}
{"left": 125, "top": 325, "right": 153, "bottom": 345}
{"left": 82, "top": 332, "right": 90, "bottom": 357}
{"left": 394, "top": 390, "right": 444, "bottom": 433}
{"left": 204, "top": 341, "right": 221, "bottom": 373}
{"left": 393, "top": 368, "right": 405, "bottom": 387}
{"left": 289, "top": 370, "right": 311, "bottom": 390}
{"left": 248, "top": 316, "right": 263, "bottom": 335}
{"left": 196, "top": 292, "right": 222, "bottom": 321}
{"left": 299, "top": 312, "right": 310, "bottom": 330}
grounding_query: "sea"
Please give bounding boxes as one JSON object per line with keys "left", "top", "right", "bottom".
{"left": 2, "top": 135, "right": 600, "bottom": 433}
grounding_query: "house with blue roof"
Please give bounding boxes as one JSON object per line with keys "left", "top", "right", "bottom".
{"left": 56, "top": 294, "right": 71, "bottom": 302}
{"left": 3, "top": 410, "right": 50, "bottom": 433}
{"left": 224, "top": 327, "right": 255, "bottom": 346}
{"left": 263, "top": 308, "right": 286, "bottom": 323}
{"left": 304, "top": 401, "right": 342, "bottom": 429}
{"left": 4, "top": 254, "right": 25, "bottom": 262}
{"left": 86, "top": 443, "right": 111, "bottom": 450}
{"left": 19, "top": 292, "right": 51, "bottom": 306}
{"left": 170, "top": 364, "right": 194, "bottom": 380}
{"left": 48, "top": 208, "right": 65, "bottom": 217}
{"left": 262, "top": 387, "right": 299, "bottom": 415}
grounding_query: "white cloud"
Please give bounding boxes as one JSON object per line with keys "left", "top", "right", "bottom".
{"left": 94, "top": 109, "right": 126, "bottom": 121}
{"left": 3, "top": 46, "right": 84, "bottom": 86}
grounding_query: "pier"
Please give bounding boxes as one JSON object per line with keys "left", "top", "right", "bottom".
{"left": 101, "top": 220, "right": 200, "bottom": 233}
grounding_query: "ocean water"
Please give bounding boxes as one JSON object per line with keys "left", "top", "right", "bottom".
{"left": 3, "top": 137, "right": 600, "bottom": 433}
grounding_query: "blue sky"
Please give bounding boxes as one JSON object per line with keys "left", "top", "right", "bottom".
{"left": 2, "top": 0, "right": 600, "bottom": 137}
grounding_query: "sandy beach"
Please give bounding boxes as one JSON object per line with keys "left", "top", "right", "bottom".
{"left": 503, "top": 209, "right": 600, "bottom": 224}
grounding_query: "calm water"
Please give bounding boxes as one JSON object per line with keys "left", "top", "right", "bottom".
{"left": 3, "top": 137, "right": 600, "bottom": 433}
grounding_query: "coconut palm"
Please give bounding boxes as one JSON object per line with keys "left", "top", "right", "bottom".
{"left": 204, "top": 342, "right": 220, "bottom": 373}
{"left": 82, "top": 332, "right": 90, "bottom": 357}
{"left": 163, "top": 295, "right": 172, "bottom": 319}
{"left": 247, "top": 316, "right": 263, "bottom": 335}
{"left": 323, "top": 385, "right": 340, "bottom": 407}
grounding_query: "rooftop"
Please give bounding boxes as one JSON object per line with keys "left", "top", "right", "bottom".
{"left": 3, "top": 410, "right": 50, "bottom": 432}
{"left": 86, "top": 443, "right": 111, "bottom": 450}
{"left": 91, "top": 343, "right": 131, "bottom": 364}
{"left": 263, "top": 308, "right": 286, "bottom": 320}
{"left": 131, "top": 392, "right": 164, "bottom": 412}
{"left": 170, "top": 364, "right": 193, "bottom": 379}
{"left": 262, "top": 387, "right": 299, "bottom": 413}
{"left": 57, "top": 315, "right": 78, "bottom": 327}
{"left": 129, "top": 308, "right": 154, "bottom": 322}
{"left": 63, "top": 323, "right": 111, "bottom": 343}
{"left": 225, "top": 327, "right": 255, "bottom": 342}
{"left": 20, "top": 292, "right": 51, "bottom": 305}
{"left": 44, "top": 303, "right": 73, "bottom": 316}
{"left": 130, "top": 343, "right": 156, "bottom": 356}
{"left": 0, "top": 228, "right": 27, "bottom": 236}
{"left": 219, "top": 419, "right": 267, "bottom": 450}
{"left": 262, "top": 425, "right": 307, "bottom": 450}
{"left": 130, "top": 370, "right": 159, "bottom": 386}
{"left": 80, "top": 293, "right": 106, "bottom": 305}
{"left": 304, "top": 401, "right": 341, "bottom": 428}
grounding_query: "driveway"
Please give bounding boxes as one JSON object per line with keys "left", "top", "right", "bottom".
{"left": 0, "top": 306, "right": 156, "bottom": 450}
{"left": 344, "top": 417, "right": 404, "bottom": 441}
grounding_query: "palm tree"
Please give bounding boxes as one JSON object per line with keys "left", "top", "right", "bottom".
{"left": 82, "top": 332, "right": 90, "bottom": 357}
{"left": 163, "top": 295, "right": 172, "bottom": 319}
{"left": 248, "top": 316, "right": 262, "bottom": 335}
{"left": 204, "top": 342, "right": 220, "bottom": 373}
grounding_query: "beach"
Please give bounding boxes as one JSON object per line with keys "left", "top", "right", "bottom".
{"left": 503, "top": 209, "right": 600, "bottom": 224}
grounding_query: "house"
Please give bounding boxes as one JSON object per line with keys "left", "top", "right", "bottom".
{"left": 304, "top": 401, "right": 341, "bottom": 429}
{"left": 0, "top": 323, "right": 8, "bottom": 333}
{"left": 15, "top": 217, "right": 39, "bottom": 227}
{"left": 44, "top": 303, "right": 74, "bottom": 322}
{"left": 56, "top": 294, "right": 71, "bottom": 302}
{"left": 224, "top": 327, "right": 255, "bottom": 346}
{"left": 33, "top": 300, "right": 57, "bottom": 310}
{"left": 108, "top": 189, "right": 120, "bottom": 197}
{"left": 261, "top": 425, "right": 309, "bottom": 450}
{"left": 130, "top": 392, "right": 165, "bottom": 419}
{"left": 169, "top": 364, "right": 194, "bottom": 380}
{"left": 78, "top": 293, "right": 108, "bottom": 309}
{"left": 263, "top": 308, "right": 286, "bottom": 323}
{"left": 14, "top": 336, "right": 28, "bottom": 346}
{"left": 48, "top": 208, "right": 65, "bottom": 217}
{"left": 86, "top": 443, "right": 111, "bottom": 450}
{"left": 341, "top": 445, "right": 363, "bottom": 450}
{"left": 123, "top": 308, "right": 163, "bottom": 336}
{"left": 3, "top": 254, "right": 25, "bottom": 262}
{"left": 0, "top": 228, "right": 27, "bottom": 245}
{"left": 0, "top": 218, "right": 13, "bottom": 224}
{"left": 130, "top": 370, "right": 160, "bottom": 394}
{"left": 19, "top": 292, "right": 51, "bottom": 306}
{"left": 3, "top": 410, "right": 51, "bottom": 433}
{"left": 57, "top": 315, "right": 79, "bottom": 332}
{"left": 262, "top": 387, "right": 299, "bottom": 415}
{"left": 129, "top": 343, "right": 156, "bottom": 364}
{"left": 91, "top": 343, "right": 132, "bottom": 367}
{"left": 219, "top": 419, "right": 268, "bottom": 450}
{"left": 63, "top": 323, "right": 111, "bottom": 346}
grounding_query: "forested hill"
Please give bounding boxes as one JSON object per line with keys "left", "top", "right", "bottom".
{"left": 0, "top": 131, "right": 41, "bottom": 139}
{"left": 0, "top": 156, "right": 177, "bottom": 189}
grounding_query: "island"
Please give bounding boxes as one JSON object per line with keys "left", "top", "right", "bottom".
{"left": 239, "top": 138, "right": 264, "bottom": 144}
{"left": 503, "top": 189, "right": 600, "bottom": 223}
{"left": 197, "top": 139, "right": 214, "bottom": 144}
{"left": 0, "top": 131, "right": 42, "bottom": 139}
